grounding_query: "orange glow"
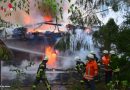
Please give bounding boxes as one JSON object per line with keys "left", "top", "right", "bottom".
{"left": 22, "top": 13, "right": 34, "bottom": 25}
{"left": 43, "top": 15, "right": 52, "bottom": 21}
{"left": 26, "top": 15, "right": 53, "bottom": 33}
{"left": 27, "top": 29, "right": 44, "bottom": 33}
{"left": 45, "top": 46, "right": 57, "bottom": 68}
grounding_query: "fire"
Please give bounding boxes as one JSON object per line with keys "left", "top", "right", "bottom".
{"left": 26, "top": 15, "right": 54, "bottom": 33}
{"left": 27, "top": 29, "right": 45, "bottom": 33}
{"left": 43, "top": 15, "right": 52, "bottom": 21}
{"left": 45, "top": 46, "right": 57, "bottom": 68}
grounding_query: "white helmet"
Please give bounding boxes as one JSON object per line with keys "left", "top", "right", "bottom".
{"left": 103, "top": 50, "right": 108, "bottom": 54}
{"left": 74, "top": 56, "right": 80, "bottom": 61}
{"left": 87, "top": 54, "right": 94, "bottom": 59}
{"left": 43, "top": 56, "right": 48, "bottom": 61}
{"left": 90, "top": 51, "right": 95, "bottom": 54}
{"left": 110, "top": 50, "right": 115, "bottom": 55}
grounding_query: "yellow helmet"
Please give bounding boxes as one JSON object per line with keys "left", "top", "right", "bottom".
{"left": 43, "top": 56, "right": 48, "bottom": 61}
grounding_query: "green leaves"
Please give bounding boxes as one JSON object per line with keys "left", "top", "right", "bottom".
{"left": 68, "top": 0, "right": 71, "bottom": 3}
{"left": 0, "top": 39, "right": 13, "bottom": 61}
{"left": 116, "top": 28, "right": 130, "bottom": 54}
{"left": 4, "top": 0, "right": 7, "bottom": 3}
{"left": 10, "top": 0, "right": 15, "bottom": 3}
{"left": 112, "top": 3, "right": 118, "bottom": 12}
{"left": 93, "top": 18, "right": 118, "bottom": 50}
{"left": 41, "top": 0, "right": 63, "bottom": 19}
{"left": 55, "top": 34, "right": 70, "bottom": 51}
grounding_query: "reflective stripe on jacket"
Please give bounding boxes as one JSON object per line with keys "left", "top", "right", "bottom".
{"left": 85, "top": 60, "right": 98, "bottom": 78}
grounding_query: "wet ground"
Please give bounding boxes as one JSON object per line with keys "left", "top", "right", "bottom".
{"left": 0, "top": 82, "right": 108, "bottom": 90}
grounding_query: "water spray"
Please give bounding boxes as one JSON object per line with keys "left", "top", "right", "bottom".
{"left": 6, "top": 45, "right": 74, "bottom": 59}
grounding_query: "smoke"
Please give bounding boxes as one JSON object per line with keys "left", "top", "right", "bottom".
{"left": 1, "top": 63, "right": 16, "bottom": 80}
{"left": 0, "top": 0, "right": 100, "bottom": 88}
{"left": 1, "top": 58, "right": 73, "bottom": 82}
{"left": 57, "top": 56, "right": 76, "bottom": 69}
{"left": 1, "top": 28, "right": 97, "bottom": 83}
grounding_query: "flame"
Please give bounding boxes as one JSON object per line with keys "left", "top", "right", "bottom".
{"left": 45, "top": 46, "right": 57, "bottom": 68}
{"left": 43, "top": 15, "right": 52, "bottom": 21}
{"left": 26, "top": 15, "right": 53, "bottom": 33}
{"left": 27, "top": 29, "right": 45, "bottom": 33}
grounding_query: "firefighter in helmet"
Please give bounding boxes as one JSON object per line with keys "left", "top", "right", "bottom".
{"left": 90, "top": 51, "right": 99, "bottom": 62}
{"left": 75, "top": 56, "right": 85, "bottom": 76}
{"left": 32, "top": 56, "right": 51, "bottom": 90}
{"left": 110, "top": 50, "right": 120, "bottom": 80}
{"left": 84, "top": 54, "right": 98, "bottom": 90}
{"left": 101, "top": 50, "right": 112, "bottom": 84}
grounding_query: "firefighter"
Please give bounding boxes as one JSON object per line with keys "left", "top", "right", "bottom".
{"left": 110, "top": 50, "right": 120, "bottom": 80}
{"left": 32, "top": 56, "right": 51, "bottom": 90}
{"left": 101, "top": 50, "right": 112, "bottom": 84}
{"left": 75, "top": 56, "right": 86, "bottom": 83}
{"left": 75, "top": 56, "right": 86, "bottom": 76}
{"left": 90, "top": 51, "right": 99, "bottom": 62}
{"left": 90, "top": 51, "right": 100, "bottom": 82}
{"left": 84, "top": 54, "right": 98, "bottom": 90}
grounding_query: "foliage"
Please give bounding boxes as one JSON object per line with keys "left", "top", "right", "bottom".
{"left": 116, "top": 28, "right": 130, "bottom": 55}
{"left": 107, "top": 80, "right": 129, "bottom": 90}
{"left": 41, "top": 0, "right": 63, "bottom": 19}
{"left": 55, "top": 33, "right": 70, "bottom": 52}
{"left": 0, "top": 39, "right": 13, "bottom": 60}
{"left": 93, "top": 18, "right": 118, "bottom": 51}
{"left": 0, "top": 0, "right": 30, "bottom": 15}
{"left": 0, "top": 17, "right": 14, "bottom": 28}
{"left": 0, "top": 0, "right": 129, "bottom": 28}
{"left": 0, "top": 0, "right": 63, "bottom": 30}
{"left": 116, "top": 12, "right": 130, "bottom": 56}
{"left": 67, "top": 0, "right": 129, "bottom": 26}
{"left": 68, "top": 0, "right": 100, "bottom": 26}
{"left": 119, "top": 60, "right": 130, "bottom": 82}
{"left": 0, "top": 0, "right": 63, "bottom": 19}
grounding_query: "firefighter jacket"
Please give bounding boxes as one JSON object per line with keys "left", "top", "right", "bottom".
{"left": 36, "top": 62, "right": 47, "bottom": 79}
{"left": 101, "top": 55, "right": 111, "bottom": 70}
{"left": 84, "top": 60, "right": 98, "bottom": 80}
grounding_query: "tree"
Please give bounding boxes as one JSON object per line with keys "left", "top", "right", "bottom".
{"left": 0, "top": 0, "right": 63, "bottom": 18}
{"left": 68, "top": 0, "right": 129, "bottom": 27}
{"left": 54, "top": 33, "right": 70, "bottom": 52}
{"left": 114, "top": 11, "right": 130, "bottom": 56}
{"left": 93, "top": 18, "right": 118, "bottom": 51}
